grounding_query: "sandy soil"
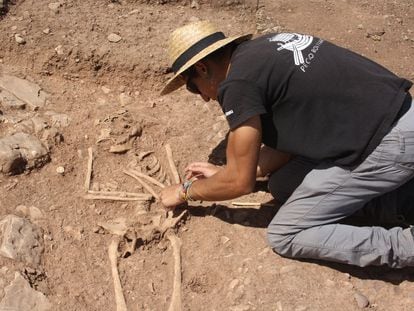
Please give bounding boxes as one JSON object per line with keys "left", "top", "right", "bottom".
{"left": 1, "top": 0, "right": 414, "bottom": 310}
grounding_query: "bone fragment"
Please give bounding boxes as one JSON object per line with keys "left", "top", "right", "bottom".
{"left": 231, "top": 202, "right": 261, "bottom": 207}
{"left": 84, "top": 193, "right": 152, "bottom": 201}
{"left": 122, "top": 230, "right": 137, "bottom": 258}
{"left": 108, "top": 239, "right": 128, "bottom": 311}
{"left": 137, "top": 150, "right": 154, "bottom": 161}
{"left": 98, "top": 218, "right": 129, "bottom": 236}
{"left": 231, "top": 202, "right": 276, "bottom": 208}
{"left": 160, "top": 210, "right": 188, "bottom": 237}
{"left": 127, "top": 169, "right": 166, "bottom": 188}
{"left": 165, "top": 144, "right": 181, "bottom": 184}
{"left": 85, "top": 147, "right": 94, "bottom": 191}
{"left": 124, "top": 170, "right": 160, "bottom": 200}
{"left": 88, "top": 190, "right": 147, "bottom": 198}
{"left": 167, "top": 234, "right": 182, "bottom": 311}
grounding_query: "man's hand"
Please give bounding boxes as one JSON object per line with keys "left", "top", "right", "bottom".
{"left": 185, "top": 162, "right": 223, "bottom": 180}
{"left": 160, "top": 184, "right": 185, "bottom": 210}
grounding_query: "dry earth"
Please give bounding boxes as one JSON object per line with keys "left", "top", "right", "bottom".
{"left": 1, "top": 0, "right": 414, "bottom": 310}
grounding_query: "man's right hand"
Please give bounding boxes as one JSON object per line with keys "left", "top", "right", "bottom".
{"left": 184, "top": 162, "right": 222, "bottom": 180}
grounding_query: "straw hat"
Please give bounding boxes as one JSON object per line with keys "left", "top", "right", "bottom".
{"left": 160, "top": 20, "right": 252, "bottom": 95}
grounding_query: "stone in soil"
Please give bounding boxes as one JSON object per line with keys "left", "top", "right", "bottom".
{"left": 0, "top": 215, "right": 44, "bottom": 267}
{"left": 0, "top": 132, "right": 50, "bottom": 175}
{"left": 107, "top": 33, "right": 122, "bottom": 43}
{"left": 0, "top": 272, "right": 51, "bottom": 311}
{"left": 14, "top": 34, "right": 26, "bottom": 44}
{"left": 0, "top": 74, "right": 48, "bottom": 110}
{"left": 354, "top": 291, "right": 370, "bottom": 308}
{"left": 0, "top": 89, "right": 26, "bottom": 109}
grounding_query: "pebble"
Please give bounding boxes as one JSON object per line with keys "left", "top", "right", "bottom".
{"left": 275, "top": 301, "right": 283, "bottom": 311}
{"left": 354, "top": 292, "right": 370, "bottom": 308}
{"left": 55, "top": 45, "right": 64, "bottom": 55}
{"left": 26, "top": 206, "right": 44, "bottom": 220}
{"left": 14, "top": 34, "right": 26, "bottom": 44}
{"left": 101, "top": 86, "right": 111, "bottom": 94}
{"left": 107, "top": 33, "right": 122, "bottom": 43}
{"left": 229, "top": 279, "right": 240, "bottom": 290}
{"left": 43, "top": 28, "right": 50, "bottom": 34}
{"left": 48, "top": 2, "right": 60, "bottom": 12}
{"left": 56, "top": 166, "right": 65, "bottom": 174}
{"left": 220, "top": 236, "right": 230, "bottom": 244}
{"left": 119, "top": 92, "right": 132, "bottom": 106}
{"left": 190, "top": 0, "right": 200, "bottom": 10}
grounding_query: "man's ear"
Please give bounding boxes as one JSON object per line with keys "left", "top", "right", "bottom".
{"left": 194, "top": 61, "right": 210, "bottom": 78}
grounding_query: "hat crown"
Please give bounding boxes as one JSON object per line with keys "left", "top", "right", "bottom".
{"left": 168, "top": 21, "right": 219, "bottom": 64}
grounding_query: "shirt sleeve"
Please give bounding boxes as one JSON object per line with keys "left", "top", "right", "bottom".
{"left": 218, "top": 79, "right": 267, "bottom": 130}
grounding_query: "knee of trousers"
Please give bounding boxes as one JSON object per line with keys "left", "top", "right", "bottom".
{"left": 266, "top": 223, "right": 296, "bottom": 257}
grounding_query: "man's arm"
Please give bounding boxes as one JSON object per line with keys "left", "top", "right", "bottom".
{"left": 257, "top": 146, "right": 292, "bottom": 177}
{"left": 160, "top": 115, "right": 261, "bottom": 207}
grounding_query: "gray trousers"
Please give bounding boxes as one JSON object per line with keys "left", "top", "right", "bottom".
{"left": 267, "top": 100, "right": 414, "bottom": 268}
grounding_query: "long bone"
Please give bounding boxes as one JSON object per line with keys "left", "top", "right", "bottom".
{"left": 108, "top": 238, "right": 128, "bottom": 311}
{"left": 167, "top": 234, "right": 182, "bottom": 311}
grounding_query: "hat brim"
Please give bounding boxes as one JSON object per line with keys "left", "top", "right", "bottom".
{"left": 160, "top": 34, "right": 252, "bottom": 96}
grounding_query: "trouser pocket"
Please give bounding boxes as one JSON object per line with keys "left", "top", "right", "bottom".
{"left": 395, "top": 129, "right": 414, "bottom": 171}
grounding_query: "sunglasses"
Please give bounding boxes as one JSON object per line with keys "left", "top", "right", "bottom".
{"left": 186, "top": 78, "right": 200, "bottom": 95}
{"left": 181, "top": 72, "right": 200, "bottom": 95}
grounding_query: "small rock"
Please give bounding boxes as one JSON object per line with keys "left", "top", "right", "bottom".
{"left": 54, "top": 45, "right": 64, "bottom": 55}
{"left": 92, "top": 226, "right": 103, "bottom": 234}
{"left": 48, "top": 2, "right": 60, "bottom": 13}
{"left": 0, "top": 74, "right": 49, "bottom": 110}
{"left": 42, "top": 28, "right": 50, "bottom": 34}
{"left": 366, "top": 30, "right": 385, "bottom": 41}
{"left": 109, "top": 143, "right": 132, "bottom": 154}
{"left": 129, "top": 126, "right": 142, "bottom": 138}
{"left": 28, "top": 206, "right": 44, "bottom": 221}
{"left": 229, "top": 279, "right": 239, "bottom": 290}
{"left": 0, "top": 215, "right": 44, "bottom": 266}
{"left": 50, "top": 113, "right": 70, "bottom": 127}
{"left": 354, "top": 292, "right": 370, "bottom": 308}
{"left": 119, "top": 92, "right": 132, "bottom": 106}
{"left": 15, "top": 34, "right": 26, "bottom": 44}
{"left": 275, "top": 301, "right": 283, "bottom": 311}
{"left": 220, "top": 236, "right": 230, "bottom": 244}
{"left": 63, "top": 226, "right": 83, "bottom": 241}
{"left": 107, "top": 33, "right": 122, "bottom": 43}
{"left": 190, "top": 0, "right": 200, "bottom": 9}
{"left": 357, "top": 24, "right": 364, "bottom": 30}
{"left": 101, "top": 86, "right": 111, "bottom": 94}
{"left": 0, "top": 132, "right": 50, "bottom": 175}
{"left": 0, "top": 272, "right": 51, "bottom": 311}
{"left": 11, "top": 25, "right": 18, "bottom": 31}
{"left": 56, "top": 166, "right": 65, "bottom": 174}
{"left": 15, "top": 205, "right": 29, "bottom": 216}
{"left": 0, "top": 89, "right": 26, "bottom": 110}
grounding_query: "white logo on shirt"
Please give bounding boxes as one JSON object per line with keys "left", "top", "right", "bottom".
{"left": 269, "top": 33, "right": 314, "bottom": 66}
{"left": 225, "top": 110, "right": 234, "bottom": 117}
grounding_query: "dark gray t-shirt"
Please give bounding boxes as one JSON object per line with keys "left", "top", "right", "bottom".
{"left": 218, "top": 33, "right": 412, "bottom": 166}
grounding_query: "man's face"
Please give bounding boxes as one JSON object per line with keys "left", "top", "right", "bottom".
{"left": 182, "top": 63, "right": 219, "bottom": 102}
